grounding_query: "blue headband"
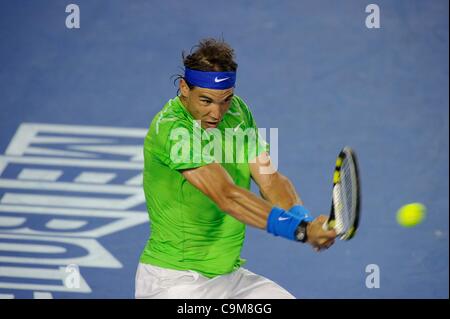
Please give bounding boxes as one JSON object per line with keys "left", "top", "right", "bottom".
{"left": 184, "top": 68, "right": 236, "bottom": 89}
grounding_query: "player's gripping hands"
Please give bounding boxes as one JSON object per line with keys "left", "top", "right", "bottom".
{"left": 266, "top": 205, "right": 336, "bottom": 252}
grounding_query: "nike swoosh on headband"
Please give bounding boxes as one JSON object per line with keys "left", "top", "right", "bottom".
{"left": 214, "top": 77, "right": 230, "bottom": 83}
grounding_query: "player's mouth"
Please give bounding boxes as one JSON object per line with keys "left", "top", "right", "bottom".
{"left": 204, "top": 120, "right": 219, "bottom": 128}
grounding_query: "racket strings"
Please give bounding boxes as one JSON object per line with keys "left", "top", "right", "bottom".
{"left": 334, "top": 156, "right": 357, "bottom": 235}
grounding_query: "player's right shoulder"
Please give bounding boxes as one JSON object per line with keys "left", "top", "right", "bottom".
{"left": 146, "top": 97, "right": 193, "bottom": 147}
{"left": 149, "top": 98, "right": 182, "bottom": 132}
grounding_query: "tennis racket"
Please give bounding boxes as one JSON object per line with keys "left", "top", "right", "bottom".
{"left": 323, "top": 146, "right": 361, "bottom": 240}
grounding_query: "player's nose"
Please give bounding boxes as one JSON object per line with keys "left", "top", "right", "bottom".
{"left": 209, "top": 104, "right": 222, "bottom": 120}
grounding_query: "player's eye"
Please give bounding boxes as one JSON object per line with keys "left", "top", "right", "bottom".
{"left": 224, "top": 95, "right": 233, "bottom": 103}
{"left": 200, "top": 99, "right": 212, "bottom": 105}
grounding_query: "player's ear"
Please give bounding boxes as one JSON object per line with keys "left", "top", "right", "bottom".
{"left": 179, "top": 78, "right": 191, "bottom": 98}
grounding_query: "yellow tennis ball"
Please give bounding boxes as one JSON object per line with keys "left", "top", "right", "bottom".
{"left": 397, "top": 203, "right": 426, "bottom": 227}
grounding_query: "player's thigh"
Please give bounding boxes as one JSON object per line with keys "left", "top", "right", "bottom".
{"left": 230, "top": 268, "right": 295, "bottom": 299}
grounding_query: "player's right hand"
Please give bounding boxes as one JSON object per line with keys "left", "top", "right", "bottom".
{"left": 306, "top": 215, "right": 336, "bottom": 252}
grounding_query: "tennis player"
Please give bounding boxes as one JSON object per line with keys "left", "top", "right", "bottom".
{"left": 136, "top": 38, "right": 336, "bottom": 299}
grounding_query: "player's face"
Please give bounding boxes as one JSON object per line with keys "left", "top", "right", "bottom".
{"left": 180, "top": 79, "right": 234, "bottom": 129}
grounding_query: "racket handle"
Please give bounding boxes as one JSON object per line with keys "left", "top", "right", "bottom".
{"left": 322, "top": 220, "right": 330, "bottom": 231}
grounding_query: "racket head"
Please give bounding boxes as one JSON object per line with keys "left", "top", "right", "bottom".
{"left": 327, "top": 146, "right": 361, "bottom": 240}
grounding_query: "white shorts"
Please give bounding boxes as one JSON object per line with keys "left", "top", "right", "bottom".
{"left": 135, "top": 263, "right": 295, "bottom": 299}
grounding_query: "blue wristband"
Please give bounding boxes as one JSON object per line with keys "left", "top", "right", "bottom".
{"left": 266, "top": 207, "right": 302, "bottom": 240}
{"left": 266, "top": 205, "right": 314, "bottom": 241}
{"left": 289, "top": 205, "right": 314, "bottom": 223}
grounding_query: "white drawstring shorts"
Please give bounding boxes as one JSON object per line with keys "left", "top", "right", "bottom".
{"left": 135, "top": 263, "right": 295, "bottom": 299}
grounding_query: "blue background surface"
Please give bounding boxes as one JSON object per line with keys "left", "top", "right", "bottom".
{"left": 0, "top": 0, "right": 448, "bottom": 298}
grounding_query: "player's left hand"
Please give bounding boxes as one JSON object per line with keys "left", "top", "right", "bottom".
{"left": 306, "top": 215, "right": 336, "bottom": 252}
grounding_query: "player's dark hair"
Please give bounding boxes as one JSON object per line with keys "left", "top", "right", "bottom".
{"left": 173, "top": 38, "right": 238, "bottom": 91}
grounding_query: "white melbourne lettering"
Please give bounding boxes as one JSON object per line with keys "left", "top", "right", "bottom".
{"left": 0, "top": 123, "right": 148, "bottom": 298}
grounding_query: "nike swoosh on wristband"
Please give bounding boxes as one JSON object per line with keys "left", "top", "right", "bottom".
{"left": 214, "top": 76, "right": 230, "bottom": 83}
{"left": 278, "top": 217, "right": 289, "bottom": 221}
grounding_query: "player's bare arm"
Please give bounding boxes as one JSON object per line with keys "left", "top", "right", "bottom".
{"left": 182, "top": 163, "right": 272, "bottom": 229}
{"left": 249, "top": 152, "right": 302, "bottom": 210}
{"left": 182, "top": 159, "right": 336, "bottom": 250}
{"left": 249, "top": 152, "right": 336, "bottom": 250}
